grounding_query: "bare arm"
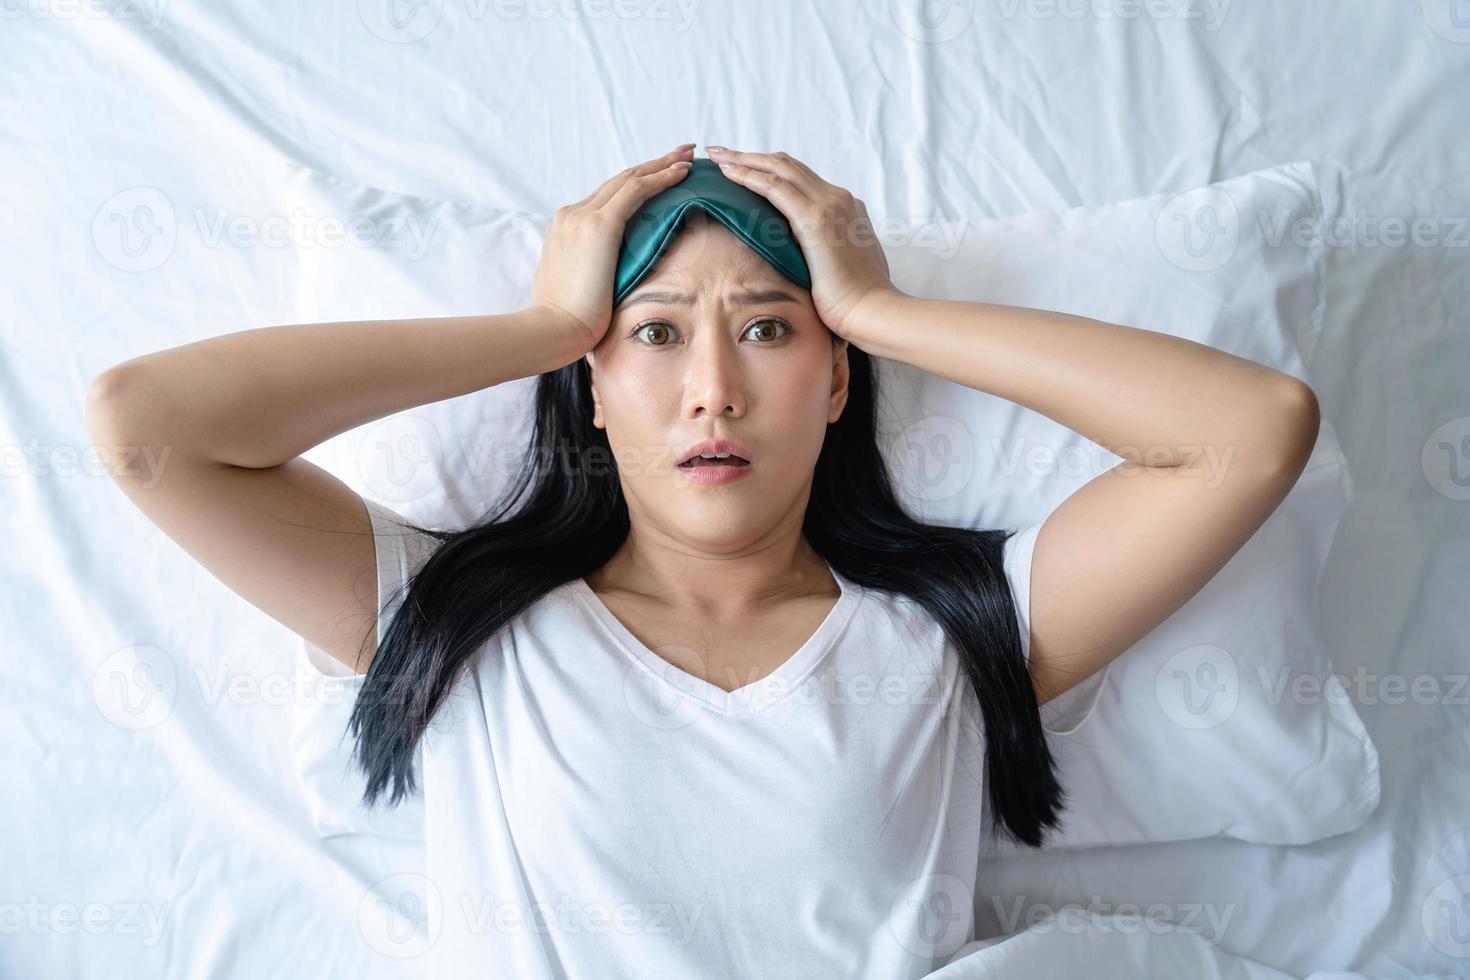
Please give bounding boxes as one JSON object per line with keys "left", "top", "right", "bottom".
{"left": 85, "top": 309, "right": 588, "bottom": 673}
{"left": 844, "top": 289, "right": 1321, "bottom": 704}
{"left": 689, "top": 146, "right": 1320, "bottom": 706}
{"left": 89, "top": 313, "right": 587, "bottom": 469}
{"left": 85, "top": 145, "right": 700, "bottom": 674}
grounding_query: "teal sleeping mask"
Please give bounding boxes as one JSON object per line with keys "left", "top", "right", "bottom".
{"left": 613, "top": 158, "right": 812, "bottom": 307}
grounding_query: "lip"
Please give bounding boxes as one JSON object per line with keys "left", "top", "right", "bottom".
{"left": 675, "top": 437, "right": 755, "bottom": 487}
{"left": 677, "top": 460, "right": 754, "bottom": 486}
{"left": 676, "top": 438, "right": 754, "bottom": 466}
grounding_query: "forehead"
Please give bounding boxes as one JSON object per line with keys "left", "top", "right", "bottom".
{"left": 637, "top": 212, "right": 783, "bottom": 291}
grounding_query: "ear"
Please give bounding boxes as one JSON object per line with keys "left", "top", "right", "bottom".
{"left": 828, "top": 338, "right": 851, "bottom": 424}
{"left": 584, "top": 352, "right": 605, "bottom": 429}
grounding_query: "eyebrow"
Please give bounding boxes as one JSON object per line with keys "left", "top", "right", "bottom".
{"left": 622, "top": 287, "right": 803, "bottom": 308}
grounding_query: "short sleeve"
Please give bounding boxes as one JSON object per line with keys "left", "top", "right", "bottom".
{"left": 289, "top": 498, "right": 442, "bottom": 840}
{"left": 1001, "top": 520, "right": 1045, "bottom": 664}
{"left": 296, "top": 498, "right": 443, "bottom": 682}
{"left": 1001, "top": 516, "right": 1111, "bottom": 735}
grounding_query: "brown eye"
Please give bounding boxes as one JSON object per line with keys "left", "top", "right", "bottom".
{"left": 744, "top": 318, "right": 791, "bottom": 342}
{"left": 632, "top": 321, "right": 677, "bottom": 346}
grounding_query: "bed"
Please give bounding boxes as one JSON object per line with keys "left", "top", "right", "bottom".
{"left": 4, "top": 2, "right": 1466, "bottom": 976}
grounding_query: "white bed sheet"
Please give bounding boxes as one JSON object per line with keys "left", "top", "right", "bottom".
{"left": 3, "top": 2, "right": 1466, "bottom": 977}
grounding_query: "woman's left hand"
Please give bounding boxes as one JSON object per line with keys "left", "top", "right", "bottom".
{"left": 707, "top": 147, "right": 895, "bottom": 340}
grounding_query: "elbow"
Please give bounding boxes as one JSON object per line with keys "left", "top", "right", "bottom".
{"left": 85, "top": 368, "right": 126, "bottom": 441}
{"left": 85, "top": 365, "right": 153, "bottom": 449}
{"left": 86, "top": 366, "right": 175, "bottom": 485}
{"left": 1256, "top": 375, "right": 1321, "bottom": 481}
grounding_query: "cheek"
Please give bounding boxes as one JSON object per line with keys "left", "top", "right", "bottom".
{"left": 600, "top": 363, "right": 678, "bottom": 426}
{"left": 593, "top": 356, "right": 681, "bottom": 468}
{"left": 595, "top": 343, "right": 835, "bottom": 441}
{"left": 752, "top": 354, "right": 839, "bottom": 471}
{"left": 765, "top": 347, "right": 838, "bottom": 416}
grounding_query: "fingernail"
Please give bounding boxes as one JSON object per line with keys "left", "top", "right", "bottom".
{"left": 675, "top": 142, "right": 695, "bottom": 150}
{"left": 706, "top": 145, "right": 727, "bottom": 154}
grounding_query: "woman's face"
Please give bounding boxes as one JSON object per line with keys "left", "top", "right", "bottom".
{"left": 585, "top": 213, "right": 850, "bottom": 554}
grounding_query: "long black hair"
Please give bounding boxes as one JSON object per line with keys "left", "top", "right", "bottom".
{"left": 347, "top": 339, "right": 1066, "bottom": 848}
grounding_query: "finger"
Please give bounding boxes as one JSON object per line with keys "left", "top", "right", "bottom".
{"left": 712, "top": 159, "right": 817, "bottom": 232}
{"left": 582, "top": 146, "right": 694, "bottom": 208}
{"left": 600, "top": 158, "right": 693, "bottom": 222}
{"left": 709, "top": 148, "right": 824, "bottom": 198}
{"left": 581, "top": 146, "right": 694, "bottom": 210}
{"left": 764, "top": 150, "right": 826, "bottom": 188}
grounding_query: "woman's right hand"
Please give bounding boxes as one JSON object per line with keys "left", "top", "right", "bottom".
{"left": 531, "top": 145, "right": 695, "bottom": 352}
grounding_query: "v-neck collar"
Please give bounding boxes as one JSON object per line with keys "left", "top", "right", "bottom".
{"left": 568, "top": 568, "right": 862, "bottom": 716}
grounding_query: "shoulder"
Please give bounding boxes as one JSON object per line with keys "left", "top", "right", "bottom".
{"left": 841, "top": 581, "right": 953, "bottom": 679}
{"left": 1000, "top": 518, "right": 1048, "bottom": 662}
{"left": 363, "top": 500, "right": 443, "bottom": 586}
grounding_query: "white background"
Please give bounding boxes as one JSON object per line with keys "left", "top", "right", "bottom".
{"left": 2, "top": 1, "right": 1467, "bottom": 976}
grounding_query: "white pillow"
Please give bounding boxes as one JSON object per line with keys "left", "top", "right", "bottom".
{"left": 871, "top": 164, "right": 1382, "bottom": 850}
{"left": 286, "top": 159, "right": 1378, "bottom": 850}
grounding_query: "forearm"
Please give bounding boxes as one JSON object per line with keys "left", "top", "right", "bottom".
{"left": 87, "top": 307, "right": 587, "bottom": 468}
{"left": 845, "top": 288, "right": 1319, "bottom": 474}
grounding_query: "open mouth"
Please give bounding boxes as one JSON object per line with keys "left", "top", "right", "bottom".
{"left": 678, "top": 454, "right": 750, "bottom": 469}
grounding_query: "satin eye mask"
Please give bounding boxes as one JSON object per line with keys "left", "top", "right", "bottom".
{"left": 613, "top": 158, "right": 812, "bottom": 307}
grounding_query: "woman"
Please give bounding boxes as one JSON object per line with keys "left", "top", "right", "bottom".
{"left": 85, "top": 143, "right": 1320, "bottom": 975}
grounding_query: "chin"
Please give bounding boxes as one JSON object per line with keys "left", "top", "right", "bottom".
{"left": 667, "top": 501, "right": 769, "bottom": 541}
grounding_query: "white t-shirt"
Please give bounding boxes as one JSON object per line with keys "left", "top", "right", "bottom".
{"left": 293, "top": 500, "right": 1100, "bottom": 978}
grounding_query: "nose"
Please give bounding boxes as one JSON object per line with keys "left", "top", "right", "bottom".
{"left": 680, "top": 325, "right": 747, "bottom": 421}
